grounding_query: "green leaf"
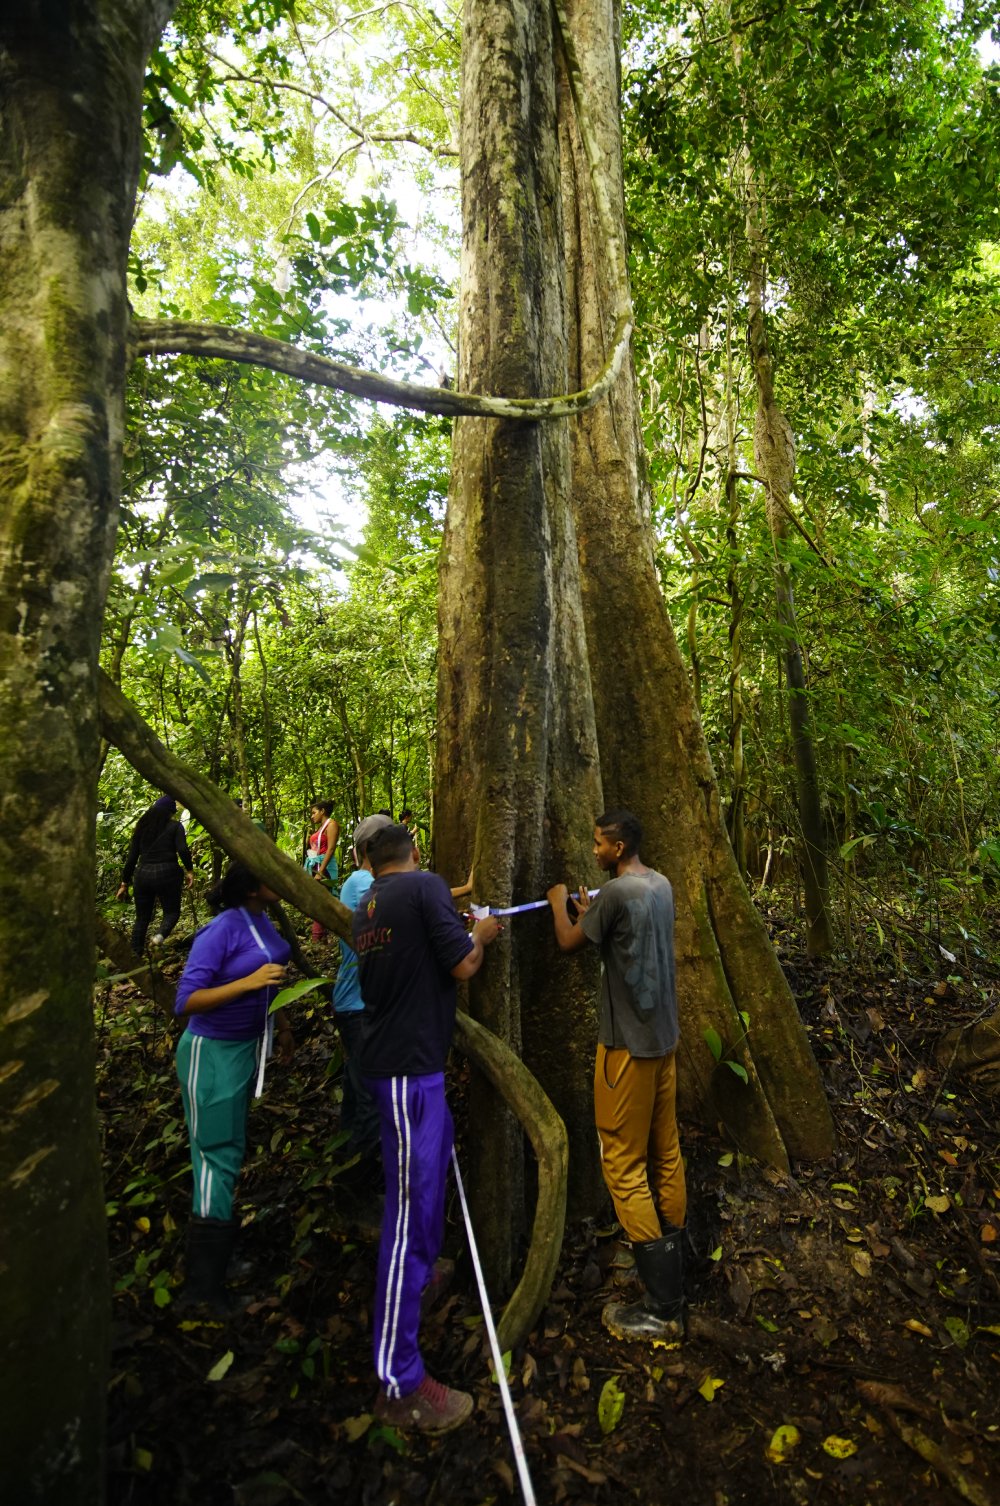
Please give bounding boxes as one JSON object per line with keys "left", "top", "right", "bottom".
{"left": 269, "top": 977, "right": 334, "bottom": 1013}
{"left": 944, "top": 1316, "right": 970, "bottom": 1349}
{"left": 704, "top": 1027, "right": 723, "bottom": 1063}
{"left": 153, "top": 1286, "right": 171, "bottom": 1308}
{"left": 367, "top": 1426, "right": 406, "bottom": 1454}
{"left": 598, "top": 1376, "right": 626, "bottom": 1434}
{"left": 206, "top": 1350, "right": 234, "bottom": 1382}
{"left": 709, "top": 1245, "right": 723, "bottom": 1261}
{"left": 726, "top": 1061, "right": 749, "bottom": 1084}
{"left": 489, "top": 1350, "right": 512, "bottom": 1384}
{"left": 756, "top": 1316, "right": 779, "bottom": 1333}
{"left": 182, "top": 572, "right": 237, "bottom": 601}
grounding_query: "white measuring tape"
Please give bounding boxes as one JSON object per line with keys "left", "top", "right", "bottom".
{"left": 450, "top": 1148, "right": 536, "bottom": 1506}
{"left": 240, "top": 907, "right": 277, "bottom": 1099}
{"left": 470, "top": 889, "right": 599, "bottom": 921}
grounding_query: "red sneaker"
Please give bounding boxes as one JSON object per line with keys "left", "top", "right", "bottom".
{"left": 419, "top": 1257, "right": 455, "bottom": 1322}
{"left": 374, "top": 1372, "right": 473, "bottom": 1435}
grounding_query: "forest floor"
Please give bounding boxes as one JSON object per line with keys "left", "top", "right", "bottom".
{"left": 100, "top": 904, "right": 1000, "bottom": 1506}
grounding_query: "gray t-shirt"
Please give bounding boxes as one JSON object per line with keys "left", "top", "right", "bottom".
{"left": 578, "top": 869, "right": 677, "bottom": 1058}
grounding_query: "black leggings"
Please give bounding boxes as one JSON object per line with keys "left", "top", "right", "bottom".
{"left": 132, "top": 865, "right": 183, "bottom": 953}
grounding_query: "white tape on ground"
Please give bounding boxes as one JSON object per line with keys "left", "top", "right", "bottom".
{"left": 450, "top": 1149, "right": 536, "bottom": 1506}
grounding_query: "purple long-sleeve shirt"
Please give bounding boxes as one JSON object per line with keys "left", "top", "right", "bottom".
{"left": 174, "top": 908, "right": 290, "bottom": 1041}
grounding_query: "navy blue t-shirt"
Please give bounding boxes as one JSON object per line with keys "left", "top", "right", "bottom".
{"left": 353, "top": 869, "right": 474, "bottom": 1078}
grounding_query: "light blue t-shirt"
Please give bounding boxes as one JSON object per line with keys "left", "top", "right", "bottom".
{"left": 333, "top": 867, "right": 373, "bottom": 1013}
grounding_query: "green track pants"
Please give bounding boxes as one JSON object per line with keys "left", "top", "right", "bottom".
{"left": 176, "top": 1030, "right": 259, "bottom": 1220}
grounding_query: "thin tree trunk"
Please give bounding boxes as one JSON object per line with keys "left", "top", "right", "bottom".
{"left": 557, "top": 0, "right": 835, "bottom": 1162}
{"left": 252, "top": 612, "right": 277, "bottom": 838}
{"left": 723, "top": 281, "right": 746, "bottom": 877}
{"left": 436, "top": 0, "right": 605, "bottom": 1290}
{"left": 334, "top": 693, "right": 366, "bottom": 820}
{"left": 0, "top": 5, "right": 177, "bottom": 1498}
{"left": 746, "top": 192, "right": 832, "bottom": 955}
{"left": 227, "top": 593, "right": 252, "bottom": 817}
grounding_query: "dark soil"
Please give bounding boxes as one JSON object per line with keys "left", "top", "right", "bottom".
{"left": 100, "top": 906, "right": 1000, "bottom": 1506}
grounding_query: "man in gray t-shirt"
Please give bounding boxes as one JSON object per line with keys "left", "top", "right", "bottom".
{"left": 547, "top": 809, "right": 686, "bottom": 1346}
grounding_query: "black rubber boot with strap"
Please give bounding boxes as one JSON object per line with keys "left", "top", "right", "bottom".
{"left": 601, "top": 1220, "right": 685, "bottom": 1345}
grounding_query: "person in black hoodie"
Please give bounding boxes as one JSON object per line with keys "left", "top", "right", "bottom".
{"left": 117, "top": 795, "right": 194, "bottom": 952}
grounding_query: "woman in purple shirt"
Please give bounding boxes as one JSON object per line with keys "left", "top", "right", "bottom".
{"left": 174, "top": 861, "right": 294, "bottom": 1314}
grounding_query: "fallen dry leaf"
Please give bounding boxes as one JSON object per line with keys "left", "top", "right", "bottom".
{"left": 904, "top": 1319, "right": 934, "bottom": 1338}
{"left": 342, "top": 1414, "right": 373, "bottom": 1443}
{"left": 491, "top": 1459, "right": 514, "bottom": 1492}
{"left": 851, "top": 1249, "right": 872, "bottom": 1278}
{"left": 823, "top": 1436, "right": 858, "bottom": 1459}
{"left": 925, "top": 1194, "right": 951, "bottom": 1215}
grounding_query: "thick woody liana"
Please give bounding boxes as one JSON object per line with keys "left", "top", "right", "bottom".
{"left": 130, "top": 9, "right": 632, "bottom": 424}
{"left": 97, "top": 669, "right": 567, "bottom": 1351}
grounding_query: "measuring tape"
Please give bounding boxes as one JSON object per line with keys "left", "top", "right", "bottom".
{"left": 470, "top": 889, "right": 599, "bottom": 921}
{"left": 451, "top": 1148, "right": 536, "bottom": 1506}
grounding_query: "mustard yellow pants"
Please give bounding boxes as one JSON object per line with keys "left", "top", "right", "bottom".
{"left": 594, "top": 1045, "right": 686, "bottom": 1242}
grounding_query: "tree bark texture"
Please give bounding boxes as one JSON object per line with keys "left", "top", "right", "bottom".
{"left": 0, "top": 5, "right": 176, "bottom": 1500}
{"left": 747, "top": 244, "right": 833, "bottom": 956}
{"left": 556, "top": 0, "right": 836, "bottom": 1164}
{"left": 436, "top": 0, "right": 606, "bottom": 1292}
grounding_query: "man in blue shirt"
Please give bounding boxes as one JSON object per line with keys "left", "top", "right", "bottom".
{"left": 354, "top": 824, "right": 500, "bottom": 1435}
{"left": 334, "top": 814, "right": 392, "bottom": 1174}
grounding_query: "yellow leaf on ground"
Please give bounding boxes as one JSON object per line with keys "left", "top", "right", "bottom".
{"left": 133, "top": 1447, "right": 153, "bottom": 1472}
{"left": 718, "top": 1153, "right": 734, "bottom": 1167}
{"left": 342, "top": 1413, "right": 373, "bottom": 1443}
{"left": 205, "top": 1350, "right": 234, "bottom": 1383}
{"left": 925, "top": 1194, "right": 950, "bottom": 1214}
{"left": 597, "top": 1376, "right": 626, "bottom": 1434}
{"left": 698, "top": 1376, "right": 724, "bottom": 1402}
{"left": 905, "top": 1319, "right": 934, "bottom": 1338}
{"left": 851, "top": 1250, "right": 872, "bottom": 1278}
{"left": 823, "top": 1436, "right": 858, "bottom": 1459}
{"left": 765, "top": 1424, "right": 800, "bottom": 1463}
{"left": 134, "top": 1217, "right": 150, "bottom": 1234}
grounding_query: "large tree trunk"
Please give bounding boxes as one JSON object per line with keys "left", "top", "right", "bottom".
{"left": 556, "top": 0, "right": 836, "bottom": 1164}
{"left": 435, "top": 0, "right": 606, "bottom": 1291}
{"left": 0, "top": 5, "right": 176, "bottom": 1500}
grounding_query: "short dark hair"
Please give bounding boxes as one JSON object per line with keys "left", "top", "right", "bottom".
{"left": 400, "top": 808, "right": 413, "bottom": 822}
{"left": 595, "top": 809, "right": 642, "bottom": 857}
{"left": 368, "top": 823, "right": 416, "bottom": 874}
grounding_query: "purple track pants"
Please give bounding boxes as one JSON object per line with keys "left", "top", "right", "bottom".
{"left": 366, "top": 1072, "right": 453, "bottom": 1399}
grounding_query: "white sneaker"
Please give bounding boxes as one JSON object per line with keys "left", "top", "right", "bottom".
{"left": 151, "top": 933, "right": 164, "bottom": 946}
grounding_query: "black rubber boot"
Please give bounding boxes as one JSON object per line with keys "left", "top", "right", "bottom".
{"left": 601, "top": 1223, "right": 685, "bottom": 1345}
{"left": 179, "top": 1217, "right": 245, "bottom": 1317}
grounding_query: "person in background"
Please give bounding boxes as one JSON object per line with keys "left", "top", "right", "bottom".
{"left": 304, "top": 800, "right": 340, "bottom": 942}
{"left": 333, "top": 814, "right": 392, "bottom": 1177}
{"left": 546, "top": 809, "right": 686, "bottom": 1345}
{"left": 399, "top": 808, "right": 417, "bottom": 836}
{"left": 117, "top": 795, "right": 194, "bottom": 953}
{"left": 354, "top": 823, "right": 501, "bottom": 1434}
{"left": 174, "top": 861, "right": 295, "bottom": 1314}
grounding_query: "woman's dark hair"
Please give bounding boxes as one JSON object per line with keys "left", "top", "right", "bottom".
{"left": 133, "top": 802, "right": 176, "bottom": 848}
{"left": 311, "top": 799, "right": 334, "bottom": 817}
{"left": 206, "top": 861, "right": 262, "bottom": 914}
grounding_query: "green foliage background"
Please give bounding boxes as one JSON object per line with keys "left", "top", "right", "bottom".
{"left": 101, "top": 0, "right": 1000, "bottom": 965}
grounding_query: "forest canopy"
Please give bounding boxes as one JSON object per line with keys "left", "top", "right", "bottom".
{"left": 103, "top": 0, "right": 1000, "bottom": 979}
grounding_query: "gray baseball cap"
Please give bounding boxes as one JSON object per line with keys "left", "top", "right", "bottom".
{"left": 353, "top": 813, "right": 394, "bottom": 849}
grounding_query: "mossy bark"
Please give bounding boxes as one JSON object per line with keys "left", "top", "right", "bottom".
{"left": 0, "top": 5, "right": 177, "bottom": 1500}
{"left": 556, "top": 0, "right": 836, "bottom": 1163}
{"left": 435, "top": 0, "right": 605, "bottom": 1292}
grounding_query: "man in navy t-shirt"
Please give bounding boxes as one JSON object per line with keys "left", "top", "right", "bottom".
{"left": 353, "top": 824, "right": 500, "bottom": 1435}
